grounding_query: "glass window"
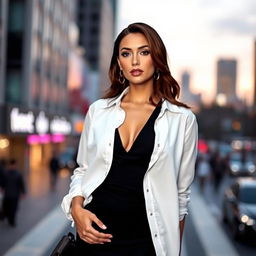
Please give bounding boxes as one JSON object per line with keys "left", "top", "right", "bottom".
{"left": 90, "top": 13, "right": 99, "bottom": 21}
{"left": 90, "top": 26, "right": 98, "bottom": 35}
{"left": 32, "top": 33, "right": 42, "bottom": 62}
{"left": 91, "top": 0, "right": 100, "bottom": 8}
{"left": 239, "top": 186, "right": 256, "bottom": 204}
{"left": 43, "top": 42, "right": 50, "bottom": 68}
{"left": 5, "top": 70, "right": 21, "bottom": 104}
{"left": 8, "top": 1, "right": 24, "bottom": 32}
{"left": 42, "top": 79, "right": 49, "bottom": 105}
{"left": 31, "top": 72, "right": 40, "bottom": 106}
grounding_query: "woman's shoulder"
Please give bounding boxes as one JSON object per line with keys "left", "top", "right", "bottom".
{"left": 89, "top": 98, "right": 109, "bottom": 109}
{"left": 165, "top": 100, "right": 196, "bottom": 117}
{"left": 88, "top": 97, "right": 116, "bottom": 113}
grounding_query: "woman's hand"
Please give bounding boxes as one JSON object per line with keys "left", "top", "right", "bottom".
{"left": 71, "top": 198, "right": 113, "bottom": 244}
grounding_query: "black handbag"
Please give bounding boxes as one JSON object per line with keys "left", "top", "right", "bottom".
{"left": 50, "top": 232, "right": 76, "bottom": 256}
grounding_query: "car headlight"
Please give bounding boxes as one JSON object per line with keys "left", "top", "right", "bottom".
{"left": 240, "top": 214, "right": 255, "bottom": 226}
{"left": 231, "top": 164, "right": 240, "bottom": 172}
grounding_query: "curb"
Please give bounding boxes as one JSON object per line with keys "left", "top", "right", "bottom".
{"left": 3, "top": 206, "right": 69, "bottom": 256}
{"left": 189, "top": 185, "right": 239, "bottom": 256}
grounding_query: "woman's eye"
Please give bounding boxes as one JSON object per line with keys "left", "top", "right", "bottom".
{"left": 121, "top": 52, "right": 130, "bottom": 57}
{"left": 140, "top": 50, "right": 150, "bottom": 56}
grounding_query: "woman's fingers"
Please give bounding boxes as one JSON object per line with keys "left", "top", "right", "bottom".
{"left": 89, "top": 214, "right": 113, "bottom": 239}
{"left": 88, "top": 228, "right": 113, "bottom": 240}
{"left": 73, "top": 208, "right": 113, "bottom": 244}
{"left": 91, "top": 213, "right": 107, "bottom": 230}
{"left": 79, "top": 228, "right": 112, "bottom": 244}
{"left": 84, "top": 231, "right": 111, "bottom": 243}
{"left": 80, "top": 234, "right": 102, "bottom": 244}
{"left": 77, "top": 216, "right": 112, "bottom": 244}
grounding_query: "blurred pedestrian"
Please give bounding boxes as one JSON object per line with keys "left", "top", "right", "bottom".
{"left": 49, "top": 152, "right": 60, "bottom": 190}
{"left": 1, "top": 159, "right": 26, "bottom": 227}
{"left": 210, "top": 152, "right": 223, "bottom": 191}
{"left": 0, "top": 159, "right": 6, "bottom": 218}
{"left": 222, "top": 154, "right": 230, "bottom": 175}
{"left": 0, "top": 159, "right": 6, "bottom": 189}
{"left": 197, "top": 155, "right": 211, "bottom": 192}
{"left": 62, "top": 23, "right": 198, "bottom": 256}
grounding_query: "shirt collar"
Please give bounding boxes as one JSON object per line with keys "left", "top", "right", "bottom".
{"left": 102, "top": 86, "right": 182, "bottom": 113}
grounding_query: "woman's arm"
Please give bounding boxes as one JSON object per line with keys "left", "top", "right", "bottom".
{"left": 177, "top": 113, "right": 198, "bottom": 221}
{"left": 179, "top": 216, "right": 186, "bottom": 256}
{"left": 71, "top": 196, "right": 113, "bottom": 244}
{"left": 179, "top": 216, "right": 185, "bottom": 241}
{"left": 61, "top": 105, "right": 93, "bottom": 221}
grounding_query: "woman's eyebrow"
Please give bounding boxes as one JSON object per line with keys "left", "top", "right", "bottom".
{"left": 120, "top": 45, "right": 150, "bottom": 51}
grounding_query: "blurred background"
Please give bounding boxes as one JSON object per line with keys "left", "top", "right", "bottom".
{"left": 0, "top": 0, "right": 255, "bottom": 255}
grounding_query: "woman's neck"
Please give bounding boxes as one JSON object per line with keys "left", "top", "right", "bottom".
{"left": 122, "top": 83, "right": 156, "bottom": 105}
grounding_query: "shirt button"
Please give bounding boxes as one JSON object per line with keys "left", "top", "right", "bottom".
{"left": 157, "top": 143, "right": 160, "bottom": 147}
{"left": 154, "top": 234, "right": 157, "bottom": 238}
{"left": 109, "top": 142, "right": 111, "bottom": 146}
{"left": 146, "top": 189, "right": 149, "bottom": 192}
{"left": 150, "top": 212, "right": 153, "bottom": 216}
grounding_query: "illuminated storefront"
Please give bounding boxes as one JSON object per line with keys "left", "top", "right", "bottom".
{"left": 3, "top": 106, "right": 73, "bottom": 171}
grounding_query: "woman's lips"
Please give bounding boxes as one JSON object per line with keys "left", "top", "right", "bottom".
{"left": 130, "top": 69, "right": 143, "bottom": 76}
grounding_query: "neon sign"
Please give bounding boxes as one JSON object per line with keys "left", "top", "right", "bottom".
{"left": 9, "top": 107, "right": 72, "bottom": 135}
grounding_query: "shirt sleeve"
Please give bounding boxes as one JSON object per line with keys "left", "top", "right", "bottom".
{"left": 61, "top": 105, "right": 92, "bottom": 221}
{"left": 177, "top": 112, "right": 198, "bottom": 221}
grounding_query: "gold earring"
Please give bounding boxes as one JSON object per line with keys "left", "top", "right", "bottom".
{"left": 154, "top": 71, "right": 160, "bottom": 80}
{"left": 119, "top": 70, "right": 125, "bottom": 84}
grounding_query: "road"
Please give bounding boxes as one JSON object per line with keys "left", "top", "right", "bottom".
{"left": 201, "top": 175, "right": 256, "bottom": 256}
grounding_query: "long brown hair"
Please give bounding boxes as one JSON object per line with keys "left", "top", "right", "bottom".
{"left": 103, "top": 22, "right": 189, "bottom": 108}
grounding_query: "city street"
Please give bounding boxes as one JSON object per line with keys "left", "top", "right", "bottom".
{"left": 2, "top": 169, "right": 255, "bottom": 256}
{"left": 200, "top": 175, "right": 256, "bottom": 256}
{"left": 0, "top": 167, "right": 70, "bottom": 256}
{"left": 0, "top": 0, "right": 255, "bottom": 256}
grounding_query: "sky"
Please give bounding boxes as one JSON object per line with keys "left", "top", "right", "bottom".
{"left": 116, "top": 0, "right": 256, "bottom": 105}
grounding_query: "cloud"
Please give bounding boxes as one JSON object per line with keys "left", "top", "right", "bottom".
{"left": 203, "top": 0, "right": 256, "bottom": 36}
{"left": 213, "top": 15, "right": 256, "bottom": 35}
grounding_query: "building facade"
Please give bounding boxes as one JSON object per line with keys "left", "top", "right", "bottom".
{"left": 0, "top": 0, "right": 8, "bottom": 105}
{"left": 253, "top": 40, "right": 256, "bottom": 107}
{"left": 180, "top": 71, "right": 201, "bottom": 111}
{"left": 76, "top": 0, "right": 116, "bottom": 100}
{"left": 0, "top": 0, "right": 76, "bottom": 173}
{"left": 216, "top": 59, "right": 237, "bottom": 105}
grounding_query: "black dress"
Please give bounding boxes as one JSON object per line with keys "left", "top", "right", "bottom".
{"left": 76, "top": 104, "right": 161, "bottom": 256}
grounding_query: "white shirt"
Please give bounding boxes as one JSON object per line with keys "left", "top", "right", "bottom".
{"left": 61, "top": 87, "right": 198, "bottom": 256}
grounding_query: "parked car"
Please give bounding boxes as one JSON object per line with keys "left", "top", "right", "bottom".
{"left": 222, "top": 177, "right": 256, "bottom": 239}
{"left": 228, "top": 151, "right": 256, "bottom": 177}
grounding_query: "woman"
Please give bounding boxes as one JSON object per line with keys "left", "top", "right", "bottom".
{"left": 62, "top": 22, "right": 198, "bottom": 256}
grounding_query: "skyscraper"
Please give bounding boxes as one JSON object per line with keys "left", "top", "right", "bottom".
{"left": 253, "top": 40, "right": 256, "bottom": 107}
{"left": 76, "top": 0, "right": 116, "bottom": 99}
{"left": 0, "top": 0, "right": 76, "bottom": 171}
{"left": 180, "top": 71, "right": 201, "bottom": 110}
{"left": 216, "top": 59, "right": 237, "bottom": 105}
{"left": 0, "top": 0, "right": 7, "bottom": 105}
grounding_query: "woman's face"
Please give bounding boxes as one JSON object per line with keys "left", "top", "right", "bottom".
{"left": 118, "top": 33, "right": 155, "bottom": 86}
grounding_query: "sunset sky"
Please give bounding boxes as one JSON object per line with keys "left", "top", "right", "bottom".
{"left": 117, "top": 0, "right": 256, "bottom": 105}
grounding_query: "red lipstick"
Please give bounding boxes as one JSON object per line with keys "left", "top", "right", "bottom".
{"left": 130, "top": 69, "right": 143, "bottom": 76}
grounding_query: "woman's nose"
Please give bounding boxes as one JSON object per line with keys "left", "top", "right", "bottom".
{"left": 132, "top": 53, "right": 139, "bottom": 66}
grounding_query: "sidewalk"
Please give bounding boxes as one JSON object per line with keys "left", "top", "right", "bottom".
{"left": 0, "top": 167, "right": 70, "bottom": 256}
{"left": 187, "top": 184, "right": 239, "bottom": 256}
{"left": 2, "top": 180, "right": 240, "bottom": 256}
